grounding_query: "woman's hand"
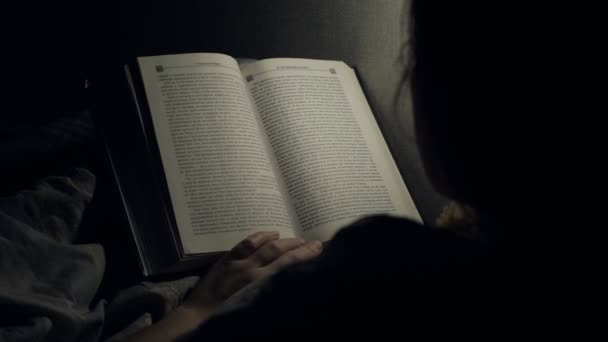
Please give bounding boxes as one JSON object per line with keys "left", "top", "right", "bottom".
{"left": 182, "top": 231, "right": 322, "bottom": 317}
{"left": 126, "top": 231, "right": 322, "bottom": 342}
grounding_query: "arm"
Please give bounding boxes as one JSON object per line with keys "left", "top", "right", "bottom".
{"left": 125, "top": 231, "right": 322, "bottom": 342}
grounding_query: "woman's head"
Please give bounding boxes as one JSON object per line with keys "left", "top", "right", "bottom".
{"left": 410, "top": 1, "right": 534, "bottom": 217}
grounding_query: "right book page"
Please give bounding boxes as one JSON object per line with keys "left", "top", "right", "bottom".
{"left": 243, "top": 58, "right": 421, "bottom": 241}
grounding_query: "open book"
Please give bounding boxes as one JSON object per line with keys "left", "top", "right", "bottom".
{"left": 124, "top": 53, "right": 420, "bottom": 273}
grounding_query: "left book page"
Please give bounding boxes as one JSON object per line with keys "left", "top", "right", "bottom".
{"left": 138, "top": 53, "right": 295, "bottom": 254}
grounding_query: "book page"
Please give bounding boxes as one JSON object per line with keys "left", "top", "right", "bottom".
{"left": 138, "top": 53, "right": 295, "bottom": 254}
{"left": 243, "top": 59, "right": 421, "bottom": 242}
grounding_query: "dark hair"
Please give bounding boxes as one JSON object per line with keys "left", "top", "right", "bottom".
{"left": 410, "top": 1, "right": 541, "bottom": 221}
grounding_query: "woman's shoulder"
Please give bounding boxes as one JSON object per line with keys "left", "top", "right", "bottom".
{"left": 189, "top": 215, "right": 493, "bottom": 339}
{"left": 327, "top": 214, "right": 486, "bottom": 267}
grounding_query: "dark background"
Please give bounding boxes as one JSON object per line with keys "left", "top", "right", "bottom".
{"left": 2, "top": 0, "right": 448, "bottom": 298}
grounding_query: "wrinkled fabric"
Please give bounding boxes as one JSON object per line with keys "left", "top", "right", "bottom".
{"left": 104, "top": 277, "right": 198, "bottom": 341}
{"left": 0, "top": 169, "right": 105, "bottom": 342}
{"left": 0, "top": 169, "right": 199, "bottom": 342}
